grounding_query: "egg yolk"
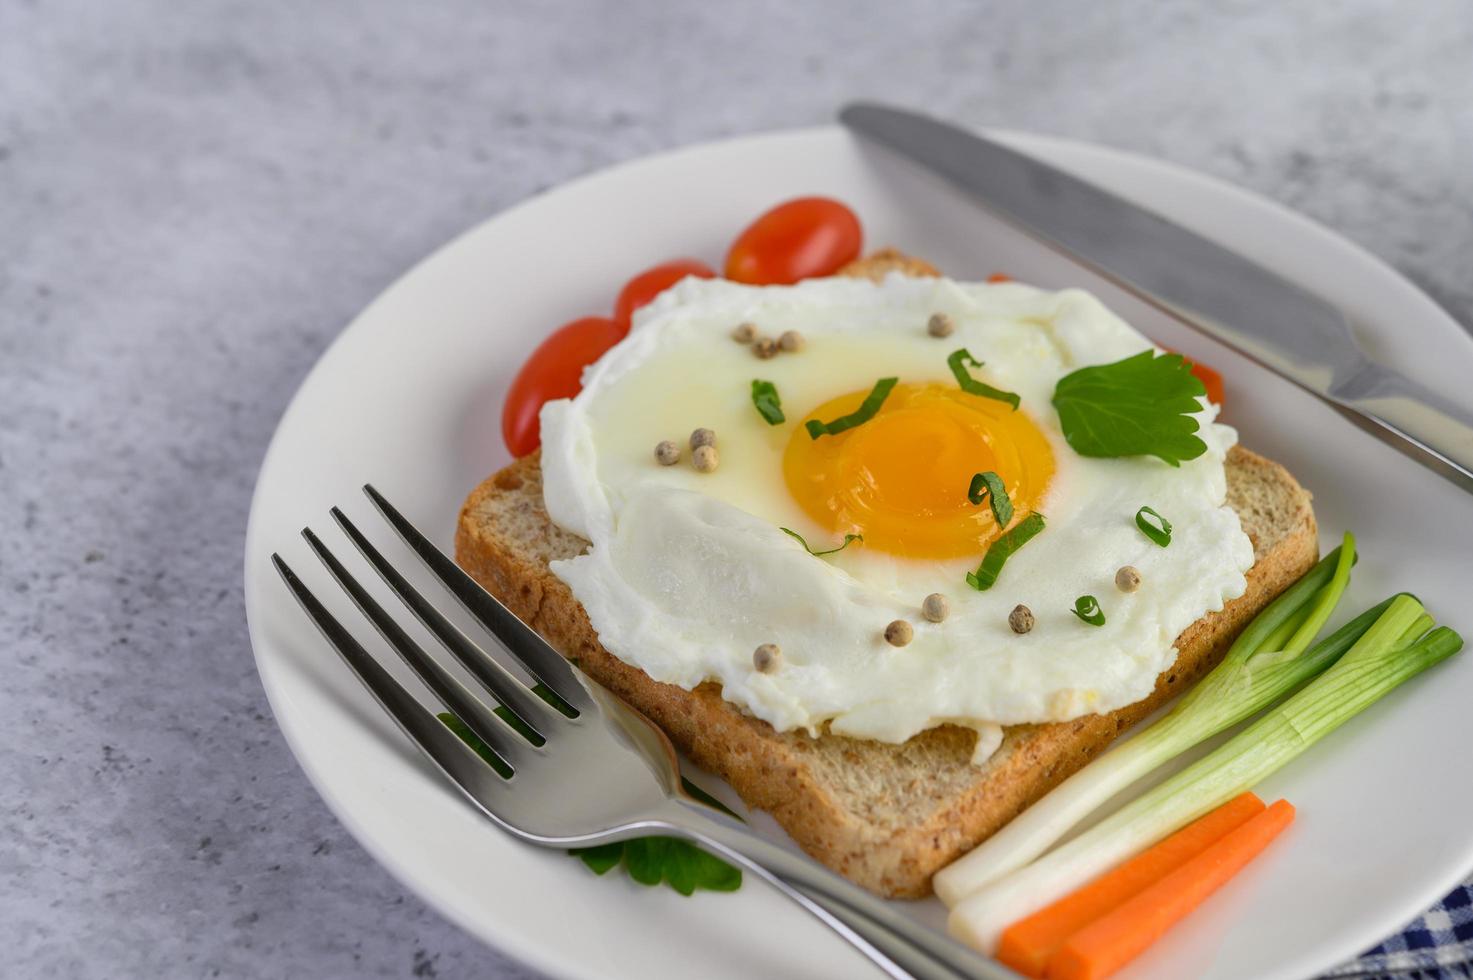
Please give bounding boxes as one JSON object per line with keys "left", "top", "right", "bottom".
{"left": 783, "top": 382, "right": 1055, "bottom": 559}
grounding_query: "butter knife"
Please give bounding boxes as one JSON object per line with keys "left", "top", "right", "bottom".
{"left": 839, "top": 102, "right": 1473, "bottom": 496}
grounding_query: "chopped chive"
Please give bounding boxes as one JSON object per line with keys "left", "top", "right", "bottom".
{"left": 968, "top": 471, "right": 1013, "bottom": 527}
{"left": 805, "top": 377, "right": 898, "bottom": 439}
{"left": 1072, "top": 595, "right": 1106, "bottom": 626}
{"left": 750, "top": 379, "right": 785, "bottom": 425}
{"left": 780, "top": 526, "right": 862, "bottom": 557}
{"left": 948, "top": 349, "right": 1021, "bottom": 410}
{"left": 965, "top": 512, "right": 1046, "bottom": 590}
{"left": 1135, "top": 506, "right": 1173, "bottom": 547}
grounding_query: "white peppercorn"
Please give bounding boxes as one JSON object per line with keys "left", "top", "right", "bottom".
{"left": 927, "top": 312, "right": 955, "bottom": 338}
{"left": 692, "top": 444, "right": 719, "bottom": 473}
{"left": 753, "top": 643, "right": 781, "bottom": 673}
{"left": 1115, "top": 565, "right": 1142, "bottom": 593}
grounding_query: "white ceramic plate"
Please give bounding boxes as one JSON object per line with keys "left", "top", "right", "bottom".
{"left": 244, "top": 125, "right": 1473, "bottom": 980}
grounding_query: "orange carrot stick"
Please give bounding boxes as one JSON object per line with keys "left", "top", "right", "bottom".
{"left": 995, "top": 793, "right": 1265, "bottom": 977}
{"left": 1047, "top": 799, "right": 1296, "bottom": 980}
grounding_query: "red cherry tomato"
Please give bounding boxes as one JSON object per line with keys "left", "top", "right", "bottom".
{"left": 502, "top": 316, "right": 622, "bottom": 457}
{"left": 1161, "top": 346, "right": 1226, "bottom": 405}
{"left": 1187, "top": 358, "right": 1225, "bottom": 406}
{"left": 725, "top": 197, "right": 863, "bottom": 285}
{"left": 613, "top": 258, "right": 715, "bottom": 335}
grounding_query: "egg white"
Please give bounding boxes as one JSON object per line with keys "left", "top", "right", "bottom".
{"left": 540, "top": 275, "right": 1253, "bottom": 758}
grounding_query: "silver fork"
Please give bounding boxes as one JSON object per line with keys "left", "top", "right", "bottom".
{"left": 271, "top": 485, "right": 1014, "bottom": 980}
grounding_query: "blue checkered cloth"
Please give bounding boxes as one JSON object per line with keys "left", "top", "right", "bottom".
{"left": 1321, "top": 880, "right": 1473, "bottom": 979}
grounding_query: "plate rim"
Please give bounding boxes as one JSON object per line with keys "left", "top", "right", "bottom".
{"left": 243, "top": 121, "right": 1473, "bottom": 980}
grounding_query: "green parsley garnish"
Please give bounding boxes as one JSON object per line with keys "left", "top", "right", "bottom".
{"left": 967, "top": 471, "right": 1013, "bottom": 527}
{"left": 570, "top": 834, "right": 742, "bottom": 895}
{"left": 965, "top": 512, "right": 1046, "bottom": 590}
{"left": 440, "top": 711, "right": 743, "bottom": 895}
{"left": 781, "top": 527, "right": 862, "bottom": 557}
{"left": 805, "top": 377, "right": 898, "bottom": 439}
{"left": 1135, "top": 505, "right": 1173, "bottom": 547}
{"left": 438, "top": 711, "right": 513, "bottom": 778}
{"left": 1072, "top": 594, "right": 1106, "bottom": 626}
{"left": 1051, "top": 350, "right": 1208, "bottom": 466}
{"left": 947, "top": 349, "right": 1021, "bottom": 410}
{"left": 750, "top": 379, "right": 784, "bottom": 425}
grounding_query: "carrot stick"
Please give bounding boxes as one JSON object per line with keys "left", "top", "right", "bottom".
{"left": 995, "top": 793, "right": 1265, "bottom": 977}
{"left": 1047, "top": 799, "right": 1296, "bottom": 980}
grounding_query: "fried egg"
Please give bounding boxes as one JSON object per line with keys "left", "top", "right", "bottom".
{"left": 539, "top": 275, "right": 1253, "bottom": 761}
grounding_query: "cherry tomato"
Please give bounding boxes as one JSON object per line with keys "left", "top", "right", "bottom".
{"left": 1162, "top": 346, "right": 1226, "bottom": 405}
{"left": 725, "top": 197, "right": 863, "bottom": 285}
{"left": 502, "top": 316, "right": 622, "bottom": 457}
{"left": 987, "top": 273, "right": 1013, "bottom": 283}
{"left": 613, "top": 258, "right": 715, "bottom": 335}
{"left": 1187, "top": 358, "right": 1225, "bottom": 406}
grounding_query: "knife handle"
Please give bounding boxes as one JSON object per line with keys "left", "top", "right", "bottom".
{"left": 1331, "top": 364, "right": 1473, "bottom": 495}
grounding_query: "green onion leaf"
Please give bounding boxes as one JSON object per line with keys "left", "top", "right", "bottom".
{"left": 780, "top": 526, "right": 862, "bottom": 557}
{"left": 1072, "top": 595, "right": 1106, "bottom": 626}
{"left": 1135, "top": 506, "right": 1172, "bottom": 547}
{"left": 948, "top": 594, "right": 1463, "bottom": 943}
{"left": 935, "top": 544, "right": 1370, "bottom": 906}
{"left": 968, "top": 471, "right": 1013, "bottom": 527}
{"left": 750, "top": 379, "right": 785, "bottom": 425}
{"left": 805, "top": 377, "right": 898, "bottom": 439}
{"left": 948, "top": 349, "right": 1021, "bottom": 410}
{"left": 965, "top": 512, "right": 1046, "bottom": 590}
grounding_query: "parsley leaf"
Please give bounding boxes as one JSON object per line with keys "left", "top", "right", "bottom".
{"left": 438, "top": 711, "right": 513, "bottom": 778}
{"left": 750, "top": 379, "right": 785, "bottom": 425}
{"left": 948, "top": 349, "right": 1020, "bottom": 410}
{"left": 805, "top": 377, "right": 898, "bottom": 439}
{"left": 780, "top": 526, "right": 862, "bottom": 557}
{"left": 598, "top": 836, "right": 742, "bottom": 895}
{"left": 1051, "top": 350, "right": 1208, "bottom": 466}
{"left": 568, "top": 841, "right": 624, "bottom": 875}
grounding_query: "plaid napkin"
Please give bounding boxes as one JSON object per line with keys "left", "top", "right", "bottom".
{"left": 1322, "top": 880, "right": 1473, "bottom": 979}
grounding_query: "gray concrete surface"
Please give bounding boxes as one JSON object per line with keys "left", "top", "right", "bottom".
{"left": 3, "top": 1, "right": 1470, "bottom": 977}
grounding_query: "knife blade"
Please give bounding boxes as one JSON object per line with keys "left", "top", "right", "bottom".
{"left": 839, "top": 102, "right": 1473, "bottom": 497}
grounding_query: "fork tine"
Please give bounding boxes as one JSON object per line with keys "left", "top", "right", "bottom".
{"left": 362, "top": 484, "right": 591, "bottom": 713}
{"left": 272, "top": 553, "right": 512, "bottom": 795}
{"left": 300, "top": 527, "right": 531, "bottom": 771}
{"left": 330, "top": 506, "right": 558, "bottom": 743}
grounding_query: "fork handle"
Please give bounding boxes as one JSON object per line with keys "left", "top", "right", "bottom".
{"left": 660, "top": 803, "right": 1016, "bottom": 980}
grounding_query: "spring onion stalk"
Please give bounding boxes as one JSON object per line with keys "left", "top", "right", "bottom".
{"left": 949, "top": 596, "right": 1462, "bottom": 954}
{"left": 934, "top": 538, "right": 1360, "bottom": 907}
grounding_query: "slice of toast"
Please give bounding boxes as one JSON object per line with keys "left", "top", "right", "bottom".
{"left": 455, "top": 253, "right": 1317, "bottom": 898}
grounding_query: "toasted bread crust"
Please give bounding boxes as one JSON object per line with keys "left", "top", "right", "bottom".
{"left": 455, "top": 255, "right": 1317, "bottom": 898}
